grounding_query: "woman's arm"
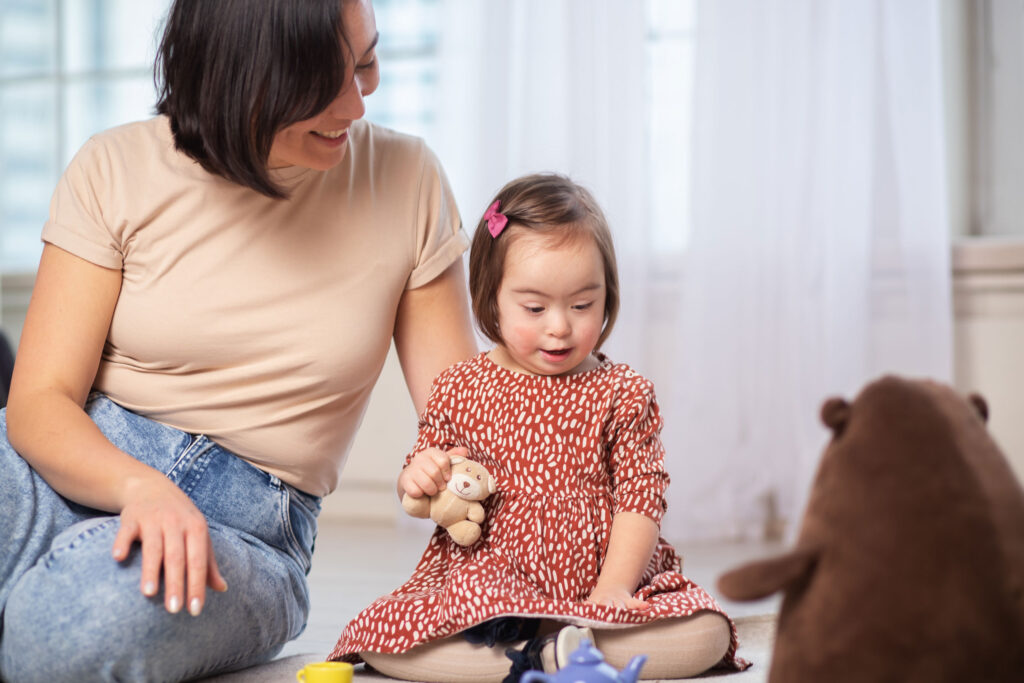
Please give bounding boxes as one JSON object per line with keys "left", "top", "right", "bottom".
{"left": 6, "top": 244, "right": 226, "bottom": 615}
{"left": 392, "top": 258, "right": 477, "bottom": 498}
{"left": 392, "top": 259, "right": 477, "bottom": 415}
{"left": 589, "top": 511, "right": 658, "bottom": 609}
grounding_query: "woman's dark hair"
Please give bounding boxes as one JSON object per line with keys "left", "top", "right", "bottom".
{"left": 469, "top": 173, "right": 621, "bottom": 349}
{"left": 155, "top": 0, "right": 350, "bottom": 198}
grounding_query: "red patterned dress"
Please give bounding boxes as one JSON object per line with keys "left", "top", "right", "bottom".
{"left": 329, "top": 352, "right": 744, "bottom": 670}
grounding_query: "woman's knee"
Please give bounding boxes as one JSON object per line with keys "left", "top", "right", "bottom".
{"left": 2, "top": 551, "right": 173, "bottom": 682}
{"left": 594, "top": 612, "right": 731, "bottom": 679}
{"left": 1, "top": 521, "right": 294, "bottom": 682}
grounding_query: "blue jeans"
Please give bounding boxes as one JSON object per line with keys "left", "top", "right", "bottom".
{"left": 0, "top": 394, "right": 321, "bottom": 682}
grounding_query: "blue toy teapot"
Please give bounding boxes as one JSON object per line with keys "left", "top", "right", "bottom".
{"left": 519, "top": 638, "right": 647, "bottom": 683}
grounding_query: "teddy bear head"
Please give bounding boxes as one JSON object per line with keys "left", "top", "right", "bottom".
{"left": 446, "top": 456, "right": 496, "bottom": 501}
{"left": 717, "top": 376, "right": 1024, "bottom": 683}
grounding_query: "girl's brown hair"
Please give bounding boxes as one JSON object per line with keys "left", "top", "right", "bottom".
{"left": 468, "top": 173, "right": 620, "bottom": 348}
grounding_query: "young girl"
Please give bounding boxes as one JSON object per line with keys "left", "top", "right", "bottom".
{"left": 329, "top": 174, "right": 747, "bottom": 681}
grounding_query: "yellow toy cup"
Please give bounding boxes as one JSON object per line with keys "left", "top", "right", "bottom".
{"left": 295, "top": 660, "right": 353, "bottom": 683}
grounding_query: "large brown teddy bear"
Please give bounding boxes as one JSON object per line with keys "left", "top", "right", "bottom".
{"left": 402, "top": 456, "right": 497, "bottom": 546}
{"left": 719, "top": 376, "right": 1024, "bottom": 683}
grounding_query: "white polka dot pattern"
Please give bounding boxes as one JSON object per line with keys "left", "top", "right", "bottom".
{"left": 329, "top": 353, "right": 745, "bottom": 670}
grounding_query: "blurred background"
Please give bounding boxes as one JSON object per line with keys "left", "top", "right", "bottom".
{"left": 0, "top": 0, "right": 1021, "bottom": 544}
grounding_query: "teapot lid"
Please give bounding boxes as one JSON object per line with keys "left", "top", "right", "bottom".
{"left": 568, "top": 639, "right": 605, "bottom": 665}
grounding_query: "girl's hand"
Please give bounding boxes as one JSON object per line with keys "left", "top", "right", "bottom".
{"left": 587, "top": 584, "right": 650, "bottom": 611}
{"left": 111, "top": 474, "right": 228, "bottom": 616}
{"left": 399, "top": 446, "right": 467, "bottom": 498}
{"left": 590, "top": 512, "right": 658, "bottom": 611}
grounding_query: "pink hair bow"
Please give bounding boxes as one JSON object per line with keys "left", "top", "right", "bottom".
{"left": 484, "top": 200, "right": 508, "bottom": 237}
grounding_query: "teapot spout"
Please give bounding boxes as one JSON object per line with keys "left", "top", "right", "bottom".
{"left": 619, "top": 654, "right": 648, "bottom": 683}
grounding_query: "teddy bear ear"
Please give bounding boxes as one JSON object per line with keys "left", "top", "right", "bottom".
{"left": 820, "top": 397, "right": 850, "bottom": 435}
{"left": 968, "top": 393, "right": 989, "bottom": 423}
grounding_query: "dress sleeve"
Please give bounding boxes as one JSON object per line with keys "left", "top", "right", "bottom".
{"left": 403, "top": 369, "right": 462, "bottom": 468}
{"left": 605, "top": 372, "right": 670, "bottom": 524}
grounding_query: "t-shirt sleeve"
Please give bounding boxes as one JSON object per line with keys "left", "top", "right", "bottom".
{"left": 605, "top": 372, "right": 670, "bottom": 524}
{"left": 41, "top": 137, "right": 124, "bottom": 270}
{"left": 405, "top": 143, "right": 469, "bottom": 290}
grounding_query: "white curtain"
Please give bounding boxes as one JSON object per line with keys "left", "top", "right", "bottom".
{"left": 432, "top": 0, "right": 953, "bottom": 543}
{"left": 434, "top": 0, "right": 649, "bottom": 290}
{"left": 665, "top": 0, "right": 952, "bottom": 542}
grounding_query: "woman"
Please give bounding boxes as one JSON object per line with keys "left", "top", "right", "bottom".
{"left": 0, "top": 0, "right": 476, "bottom": 680}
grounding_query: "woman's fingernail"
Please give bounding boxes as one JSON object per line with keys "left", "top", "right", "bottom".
{"left": 143, "top": 581, "right": 157, "bottom": 596}
{"left": 168, "top": 596, "right": 181, "bottom": 613}
{"left": 189, "top": 598, "right": 202, "bottom": 616}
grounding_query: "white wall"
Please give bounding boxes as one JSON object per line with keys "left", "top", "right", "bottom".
{"left": 952, "top": 238, "right": 1024, "bottom": 480}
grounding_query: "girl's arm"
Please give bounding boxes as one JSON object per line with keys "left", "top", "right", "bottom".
{"left": 393, "top": 259, "right": 477, "bottom": 414}
{"left": 588, "top": 511, "right": 658, "bottom": 609}
{"left": 591, "top": 373, "right": 670, "bottom": 609}
{"left": 6, "top": 244, "right": 226, "bottom": 616}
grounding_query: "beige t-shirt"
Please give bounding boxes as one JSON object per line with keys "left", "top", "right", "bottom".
{"left": 43, "top": 116, "right": 468, "bottom": 496}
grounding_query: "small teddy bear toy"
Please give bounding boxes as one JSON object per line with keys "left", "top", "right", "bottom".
{"left": 718, "top": 376, "right": 1024, "bottom": 683}
{"left": 401, "top": 455, "right": 497, "bottom": 546}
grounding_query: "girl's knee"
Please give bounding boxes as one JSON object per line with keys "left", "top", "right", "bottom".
{"left": 595, "top": 612, "right": 731, "bottom": 679}
{"left": 362, "top": 637, "right": 512, "bottom": 683}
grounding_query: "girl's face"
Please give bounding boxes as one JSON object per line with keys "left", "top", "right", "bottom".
{"left": 491, "top": 231, "right": 607, "bottom": 377}
{"left": 267, "top": 0, "right": 380, "bottom": 170}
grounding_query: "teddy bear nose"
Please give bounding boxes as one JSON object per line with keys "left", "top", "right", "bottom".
{"left": 458, "top": 480, "right": 470, "bottom": 490}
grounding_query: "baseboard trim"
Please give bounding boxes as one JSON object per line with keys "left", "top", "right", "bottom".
{"left": 320, "top": 479, "right": 397, "bottom": 522}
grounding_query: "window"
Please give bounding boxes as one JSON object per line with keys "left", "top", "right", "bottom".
{"left": 1, "top": 1, "right": 698, "bottom": 270}
{"left": 0, "top": 0, "right": 442, "bottom": 274}
{"left": 967, "top": 0, "right": 1024, "bottom": 236}
{"left": 0, "top": 0, "right": 167, "bottom": 272}
{"left": 365, "top": 0, "right": 440, "bottom": 139}
{"left": 6, "top": 1, "right": 1022, "bottom": 277}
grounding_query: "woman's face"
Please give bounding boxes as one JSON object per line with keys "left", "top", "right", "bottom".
{"left": 267, "top": 0, "right": 380, "bottom": 170}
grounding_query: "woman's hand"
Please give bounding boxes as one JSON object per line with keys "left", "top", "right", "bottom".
{"left": 111, "top": 473, "right": 228, "bottom": 616}
{"left": 587, "top": 583, "right": 650, "bottom": 611}
{"left": 398, "top": 446, "right": 467, "bottom": 499}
